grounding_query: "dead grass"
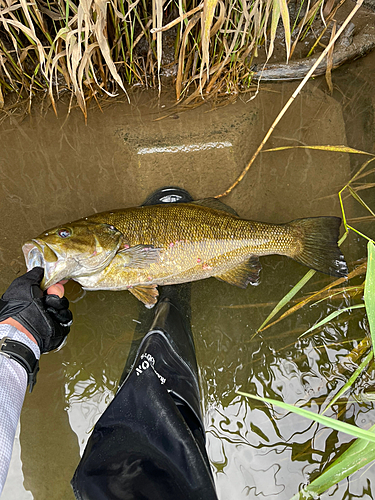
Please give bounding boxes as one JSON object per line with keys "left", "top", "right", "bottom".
{"left": 0, "top": 0, "right": 348, "bottom": 116}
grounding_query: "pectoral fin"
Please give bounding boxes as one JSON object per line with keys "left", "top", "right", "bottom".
{"left": 215, "top": 256, "right": 262, "bottom": 288}
{"left": 117, "top": 244, "right": 161, "bottom": 268}
{"left": 128, "top": 285, "right": 159, "bottom": 308}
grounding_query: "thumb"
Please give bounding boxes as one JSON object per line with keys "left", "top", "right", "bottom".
{"left": 47, "top": 283, "right": 64, "bottom": 298}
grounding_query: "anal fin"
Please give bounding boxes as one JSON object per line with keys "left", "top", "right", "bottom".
{"left": 128, "top": 285, "right": 159, "bottom": 308}
{"left": 214, "top": 256, "right": 262, "bottom": 288}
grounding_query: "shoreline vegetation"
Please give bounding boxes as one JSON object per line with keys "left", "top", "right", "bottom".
{"left": 0, "top": 0, "right": 375, "bottom": 116}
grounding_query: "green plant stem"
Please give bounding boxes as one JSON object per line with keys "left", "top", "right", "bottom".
{"left": 323, "top": 350, "right": 374, "bottom": 414}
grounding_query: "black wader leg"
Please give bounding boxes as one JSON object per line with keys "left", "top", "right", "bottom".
{"left": 71, "top": 188, "right": 218, "bottom": 500}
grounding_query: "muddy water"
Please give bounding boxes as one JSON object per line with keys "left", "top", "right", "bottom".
{"left": 1, "top": 49, "right": 375, "bottom": 499}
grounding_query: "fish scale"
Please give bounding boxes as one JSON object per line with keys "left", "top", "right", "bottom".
{"left": 81, "top": 205, "right": 319, "bottom": 289}
{"left": 84, "top": 205, "right": 292, "bottom": 284}
{"left": 22, "top": 202, "right": 348, "bottom": 307}
{"left": 86, "top": 204, "right": 293, "bottom": 253}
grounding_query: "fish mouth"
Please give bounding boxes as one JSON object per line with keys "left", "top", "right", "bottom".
{"left": 22, "top": 240, "right": 60, "bottom": 289}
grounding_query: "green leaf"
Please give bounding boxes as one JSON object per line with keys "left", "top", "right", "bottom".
{"left": 323, "top": 350, "right": 373, "bottom": 413}
{"left": 348, "top": 186, "right": 375, "bottom": 218}
{"left": 237, "top": 392, "right": 375, "bottom": 443}
{"left": 299, "top": 304, "right": 366, "bottom": 338}
{"left": 289, "top": 424, "right": 375, "bottom": 500}
{"left": 346, "top": 225, "right": 375, "bottom": 244}
{"left": 364, "top": 241, "right": 375, "bottom": 348}
{"left": 257, "top": 269, "right": 316, "bottom": 332}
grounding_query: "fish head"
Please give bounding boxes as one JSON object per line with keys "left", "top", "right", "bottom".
{"left": 22, "top": 222, "right": 123, "bottom": 289}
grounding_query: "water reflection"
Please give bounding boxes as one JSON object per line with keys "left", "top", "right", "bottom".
{"left": 198, "top": 281, "right": 375, "bottom": 499}
{"left": 137, "top": 140, "right": 233, "bottom": 155}
{"left": 66, "top": 378, "right": 115, "bottom": 454}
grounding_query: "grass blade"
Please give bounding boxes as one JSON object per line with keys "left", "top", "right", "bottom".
{"left": 348, "top": 187, "right": 375, "bottom": 220}
{"left": 364, "top": 241, "right": 375, "bottom": 348}
{"left": 237, "top": 392, "right": 375, "bottom": 443}
{"left": 263, "top": 145, "right": 375, "bottom": 155}
{"left": 259, "top": 263, "right": 367, "bottom": 333}
{"left": 289, "top": 424, "right": 375, "bottom": 500}
{"left": 93, "top": 0, "right": 129, "bottom": 101}
{"left": 323, "top": 350, "right": 373, "bottom": 413}
{"left": 201, "top": 0, "right": 219, "bottom": 81}
{"left": 154, "top": 0, "right": 163, "bottom": 84}
{"left": 299, "top": 304, "right": 366, "bottom": 338}
{"left": 267, "top": 0, "right": 280, "bottom": 60}
{"left": 257, "top": 269, "right": 316, "bottom": 332}
{"left": 278, "top": 0, "right": 291, "bottom": 61}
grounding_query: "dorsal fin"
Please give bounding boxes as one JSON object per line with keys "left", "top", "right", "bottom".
{"left": 214, "top": 256, "right": 262, "bottom": 288}
{"left": 192, "top": 198, "right": 239, "bottom": 216}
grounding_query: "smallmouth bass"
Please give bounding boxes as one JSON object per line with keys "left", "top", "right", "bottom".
{"left": 22, "top": 201, "right": 348, "bottom": 307}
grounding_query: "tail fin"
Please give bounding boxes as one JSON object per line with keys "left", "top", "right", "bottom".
{"left": 288, "top": 217, "right": 348, "bottom": 277}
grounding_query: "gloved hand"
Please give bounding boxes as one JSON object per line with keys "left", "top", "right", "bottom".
{"left": 0, "top": 267, "right": 72, "bottom": 353}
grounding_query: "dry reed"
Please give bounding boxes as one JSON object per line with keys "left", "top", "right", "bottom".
{"left": 0, "top": 0, "right": 344, "bottom": 115}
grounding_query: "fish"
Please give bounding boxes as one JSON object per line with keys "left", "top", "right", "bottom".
{"left": 22, "top": 200, "right": 348, "bottom": 308}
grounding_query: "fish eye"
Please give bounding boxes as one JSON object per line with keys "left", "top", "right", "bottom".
{"left": 58, "top": 228, "right": 71, "bottom": 238}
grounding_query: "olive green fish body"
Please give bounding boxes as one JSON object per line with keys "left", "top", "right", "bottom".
{"left": 79, "top": 204, "right": 295, "bottom": 290}
{"left": 23, "top": 203, "right": 348, "bottom": 307}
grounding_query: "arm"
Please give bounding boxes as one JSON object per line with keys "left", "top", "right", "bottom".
{"left": 0, "top": 268, "right": 72, "bottom": 494}
{"left": 0, "top": 324, "right": 40, "bottom": 492}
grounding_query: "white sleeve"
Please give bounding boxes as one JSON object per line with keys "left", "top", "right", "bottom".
{"left": 0, "top": 324, "right": 40, "bottom": 496}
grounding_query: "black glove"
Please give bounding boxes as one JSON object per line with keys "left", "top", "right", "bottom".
{"left": 0, "top": 267, "right": 72, "bottom": 353}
